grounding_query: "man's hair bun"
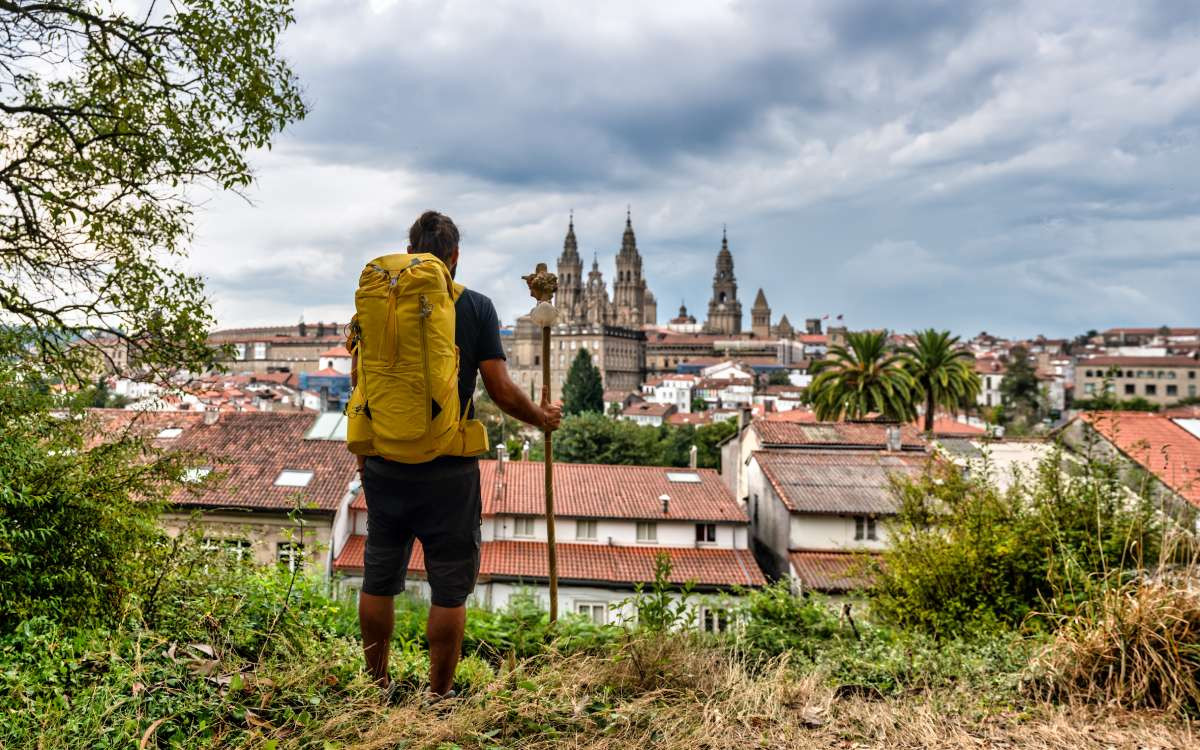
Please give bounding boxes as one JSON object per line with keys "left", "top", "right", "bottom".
{"left": 409, "top": 210, "right": 460, "bottom": 264}
{"left": 419, "top": 211, "right": 441, "bottom": 231}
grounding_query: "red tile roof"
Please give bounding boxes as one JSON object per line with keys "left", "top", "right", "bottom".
{"left": 752, "top": 420, "right": 926, "bottom": 450}
{"left": 1080, "top": 412, "right": 1200, "bottom": 508}
{"left": 486, "top": 460, "right": 745, "bottom": 522}
{"left": 623, "top": 402, "right": 676, "bottom": 417}
{"left": 667, "top": 412, "right": 712, "bottom": 426}
{"left": 91, "top": 409, "right": 357, "bottom": 512}
{"left": 788, "top": 550, "right": 877, "bottom": 592}
{"left": 481, "top": 541, "right": 764, "bottom": 587}
{"left": 309, "top": 367, "right": 347, "bottom": 377}
{"left": 754, "top": 449, "right": 929, "bottom": 514}
{"left": 918, "top": 417, "right": 986, "bottom": 437}
{"left": 319, "top": 345, "right": 351, "bottom": 358}
{"left": 334, "top": 537, "right": 762, "bottom": 587}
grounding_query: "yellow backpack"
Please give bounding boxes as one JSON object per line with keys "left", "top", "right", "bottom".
{"left": 345, "top": 252, "right": 488, "bottom": 463}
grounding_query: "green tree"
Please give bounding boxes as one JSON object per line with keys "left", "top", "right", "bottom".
{"left": 999, "top": 346, "right": 1042, "bottom": 425}
{"left": 0, "top": 0, "right": 306, "bottom": 382}
{"left": 562, "top": 349, "right": 604, "bottom": 415}
{"left": 805, "top": 331, "right": 917, "bottom": 422}
{"left": 767, "top": 370, "right": 792, "bottom": 386}
{"left": 902, "top": 329, "right": 981, "bottom": 432}
{"left": 0, "top": 368, "right": 193, "bottom": 627}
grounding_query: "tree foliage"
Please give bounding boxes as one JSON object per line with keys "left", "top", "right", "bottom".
{"left": 805, "top": 330, "right": 917, "bottom": 422}
{"left": 999, "top": 346, "right": 1043, "bottom": 425}
{"left": 0, "top": 0, "right": 307, "bottom": 381}
{"left": 902, "top": 329, "right": 981, "bottom": 432}
{"left": 551, "top": 412, "right": 734, "bottom": 468}
{"left": 562, "top": 348, "right": 604, "bottom": 415}
{"left": 870, "top": 447, "right": 1163, "bottom": 638}
{"left": 0, "top": 369, "right": 192, "bottom": 628}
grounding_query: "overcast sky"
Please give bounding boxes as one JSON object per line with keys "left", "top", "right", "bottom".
{"left": 189, "top": 0, "right": 1200, "bottom": 338}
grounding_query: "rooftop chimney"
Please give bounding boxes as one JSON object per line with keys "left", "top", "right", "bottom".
{"left": 885, "top": 426, "right": 901, "bottom": 452}
{"left": 496, "top": 443, "right": 508, "bottom": 472}
{"left": 203, "top": 408, "right": 219, "bottom": 426}
{"left": 689, "top": 445, "right": 698, "bottom": 469}
{"left": 521, "top": 439, "right": 531, "bottom": 461}
{"left": 660, "top": 493, "right": 670, "bottom": 515}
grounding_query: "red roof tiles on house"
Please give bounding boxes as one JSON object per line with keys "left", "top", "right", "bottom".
{"left": 1080, "top": 412, "right": 1200, "bottom": 508}
{"left": 333, "top": 537, "right": 763, "bottom": 588}
{"left": 754, "top": 449, "right": 929, "bottom": 515}
{"left": 788, "top": 550, "right": 877, "bottom": 592}
{"left": 486, "top": 460, "right": 746, "bottom": 522}
{"left": 666, "top": 412, "right": 712, "bottom": 426}
{"left": 92, "top": 409, "right": 357, "bottom": 512}
{"left": 622, "top": 402, "right": 676, "bottom": 417}
{"left": 319, "top": 345, "right": 351, "bottom": 358}
{"left": 752, "top": 420, "right": 926, "bottom": 450}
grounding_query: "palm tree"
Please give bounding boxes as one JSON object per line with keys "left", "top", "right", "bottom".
{"left": 805, "top": 330, "right": 917, "bottom": 422}
{"left": 902, "top": 329, "right": 981, "bottom": 432}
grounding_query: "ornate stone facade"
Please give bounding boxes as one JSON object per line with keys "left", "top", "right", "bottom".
{"left": 705, "top": 228, "right": 742, "bottom": 335}
{"left": 556, "top": 211, "right": 654, "bottom": 329}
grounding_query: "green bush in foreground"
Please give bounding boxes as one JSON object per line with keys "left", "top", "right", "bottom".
{"left": 870, "top": 445, "right": 1164, "bottom": 638}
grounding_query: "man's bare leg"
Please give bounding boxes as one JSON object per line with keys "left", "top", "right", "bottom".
{"left": 427, "top": 604, "right": 466, "bottom": 696}
{"left": 359, "top": 592, "right": 395, "bottom": 685}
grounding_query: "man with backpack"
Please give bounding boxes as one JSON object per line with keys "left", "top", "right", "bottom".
{"left": 346, "top": 210, "right": 562, "bottom": 699}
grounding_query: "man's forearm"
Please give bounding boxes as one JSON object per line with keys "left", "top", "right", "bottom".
{"left": 492, "top": 379, "right": 546, "bottom": 429}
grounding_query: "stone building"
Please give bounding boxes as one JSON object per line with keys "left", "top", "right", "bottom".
{"left": 705, "top": 229, "right": 742, "bottom": 335}
{"left": 555, "top": 211, "right": 655, "bottom": 329}
{"left": 751, "top": 289, "right": 771, "bottom": 339}
{"left": 507, "top": 317, "right": 646, "bottom": 401}
{"left": 209, "top": 320, "right": 345, "bottom": 376}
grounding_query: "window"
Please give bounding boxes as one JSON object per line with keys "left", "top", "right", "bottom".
{"left": 1190, "top": 385, "right": 1197, "bottom": 398}
{"left": 253, "top": 342, "right": 267, "bottom": 360}
{"left": 156, "top": 427, "right": 183, "bottom": 439}
{"left": 695, "top": 523, "right": 716, "bottom": 543}
{"left": 1167, "top": 385, "right": 1178, "bottom": 397}
{"left": 202, "top": 537, "right": 251, "bottom": 561}
{"left": 854, "top": 516, "right": 877, "bottom": 541}
{"left": 576, "top": 519, "right": 597, "bottom": 540}
{"left": 1085, "top": 370, "right": 1093, "bottom": 378}
{"left": 1190, "top": 371, "right": 1197, "bottom": 379}
{"left": 274, "top": 469, "right": 314, "bottom": 487}
{"left": 1124, "top": 384, "right": 1135, "bottom": 395}
{"left": 576, "top": 602, "right": 607, "bottom": 625}
{"left": 636, "top": 522, "right": 657, "bottom": 542}
{"left": 183, "top": 467, "right": 212, "bottom": 483}
{"left": 700, "top": 607, "right": 729, "bottom": 633}
{"left": 1084, "top": 383, "right": 1095, "bottom": 395}
{"left": 277, "top": 542, "right": 305, "bottom": 572}
{"left": 513, "top": 517, "right": 535, "bottom": 537}
{"left": 1145, "top": 384, "right": 1157, "bottom": 396}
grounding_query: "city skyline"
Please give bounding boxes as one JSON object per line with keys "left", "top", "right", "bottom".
{"left": 188, "top": 1, "right": 1200, "bottom": 338}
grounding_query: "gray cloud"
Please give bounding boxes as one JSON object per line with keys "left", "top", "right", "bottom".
{"left": 190, "top": 0, "right": 1200, "bottom": 338}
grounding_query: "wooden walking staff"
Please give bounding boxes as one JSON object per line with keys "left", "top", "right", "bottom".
{"left": 523, "top": 263, "right": 560, "bottom": 622}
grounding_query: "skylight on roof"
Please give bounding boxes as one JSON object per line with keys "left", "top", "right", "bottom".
{"left": 275, "top": 469, "right": 314, "bottom": 488}
{"left": 666, "top": 472, "right": 702, "bottom": 483}
{"left": 156, "top": 427, "right": 183, "bottom": 439}
{"left": 183, "top": 467, "right": 212, "bottom": 483}
{"left": 304, "top": 412, "right": 347, "bottom": 441}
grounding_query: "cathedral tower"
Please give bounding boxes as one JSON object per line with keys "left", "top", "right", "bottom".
{"left": 583, "top": 253, "right": 611, "bottom": 326}
{"left": 705, "top": 227, "right": 742, "bottom": 335}
{"left": 751, "top": 288, "right": 771, "bottom": 339}
{"left": 555, "top": 213, "right": 584, "bottom": 323}
{"left": 612, "top": 208, "right": 646, "bottom": 328}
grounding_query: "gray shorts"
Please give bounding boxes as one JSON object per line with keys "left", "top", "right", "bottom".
{"left": 360, "top": 457, "right": 482, "bottom": 607}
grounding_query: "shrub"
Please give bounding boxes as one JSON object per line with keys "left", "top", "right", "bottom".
{"left": 732, "top": 581, "right": 840, "bottom": 659}
{"left": 870, "top": 446, "right": 1163, "bottom": 637}
{"left": 0, "top": 371, "right": 193, "bottom": 629}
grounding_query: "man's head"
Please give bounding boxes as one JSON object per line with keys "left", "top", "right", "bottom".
{"left": 408, "top": 211, "right": 460, "bottom": 275}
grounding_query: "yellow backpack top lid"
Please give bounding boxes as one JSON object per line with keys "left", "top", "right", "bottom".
{"left": 345, "top": 252, "right": 488, "bottom": 462}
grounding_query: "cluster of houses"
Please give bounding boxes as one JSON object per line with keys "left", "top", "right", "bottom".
{"left": 93, "top": 384, "right": 1200, "bottom": 629}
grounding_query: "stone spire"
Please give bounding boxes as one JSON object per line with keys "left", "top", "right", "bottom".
{"left": 584, "top": 252, "right": 610, "bottom": 326}
{"left": 751, "top": 288, "right": 771, "bottom": 339}
{"left": 613, "top": 207, "right": 646, "bottom": 327}
{"left": 705, "top": 226, "right": 742, "bottom": 335}
{"left": 776, "top": 314, "right": 794, "bottom": 340}
{"left": 555, "top": 212, "right": 584, "bottom": 324}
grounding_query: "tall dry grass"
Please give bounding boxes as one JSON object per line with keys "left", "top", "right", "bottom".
{"left": 1027, "top": 531, "right": 1200, "bottom": 716}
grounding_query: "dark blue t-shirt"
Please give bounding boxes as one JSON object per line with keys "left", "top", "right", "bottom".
{"left": 453, "top": 288, "right": 506, "bottom": 420}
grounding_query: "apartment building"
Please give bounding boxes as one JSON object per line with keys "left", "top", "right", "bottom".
{"left": 1077, "top": 355, "right": 1200, "bottom": 406}
{"left": 334, "top": 460, "right": 764, "bottom": 628}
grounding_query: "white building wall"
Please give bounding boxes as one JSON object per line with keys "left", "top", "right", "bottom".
{"left": 746, "top": 458, "right": 790, "bottom": 576}
{"left": 787, "top": 513, "right": 889, "bottom": 551}
{"left": 490, "top": 515, "right": 741, "bottom": 549}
